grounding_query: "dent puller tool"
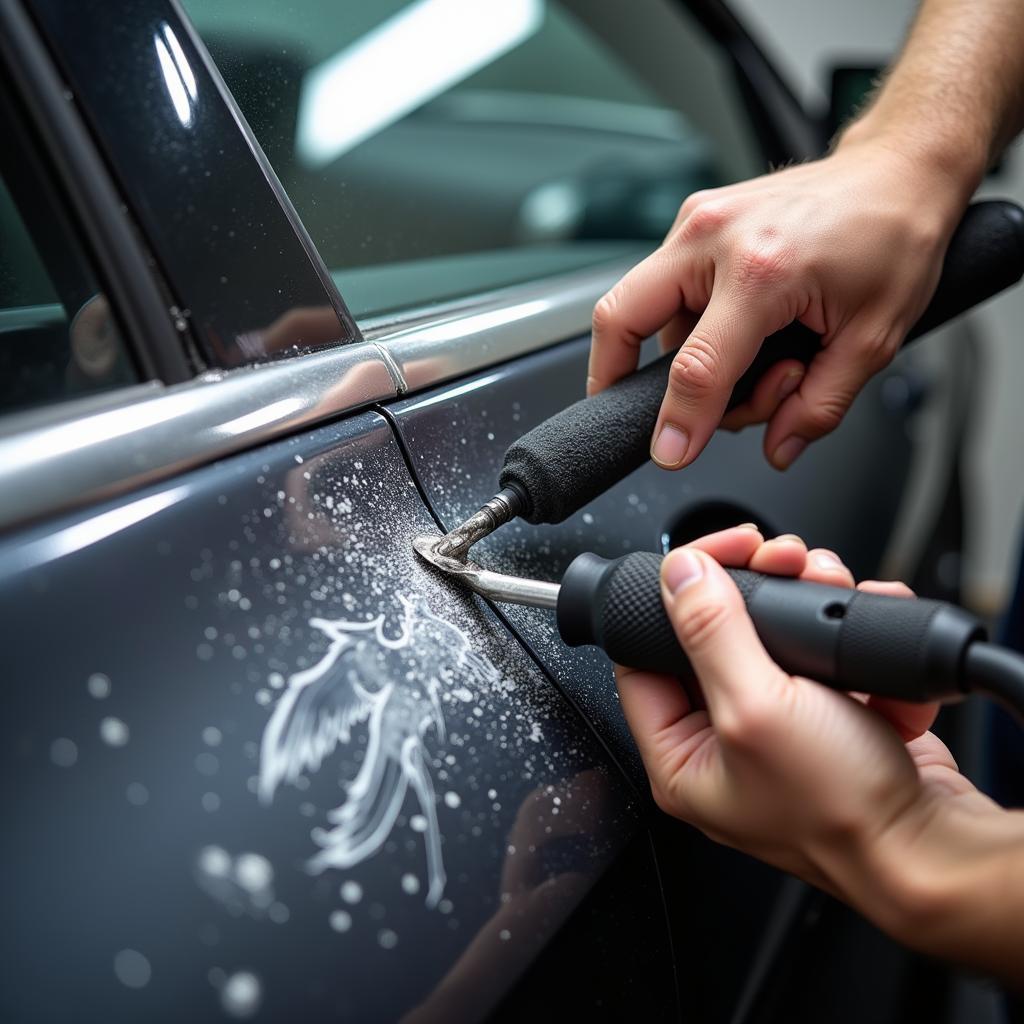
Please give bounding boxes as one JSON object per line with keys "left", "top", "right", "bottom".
{"left": 434, "top": 200, "right": 1024, "bottom": 560}
{"left": 417, "top": 200, "right": 1024, "bottom": 715}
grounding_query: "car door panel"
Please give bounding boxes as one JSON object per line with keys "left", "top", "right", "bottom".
{"left": 389, "top": 333, "right": 916, "bottom": 774}
{"left": 0, "top": 409, "right": 674, "bottom": 1022}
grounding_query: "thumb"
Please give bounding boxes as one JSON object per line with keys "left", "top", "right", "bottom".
{"left": 660, "top": 548, "right": 788, "bottom": 733}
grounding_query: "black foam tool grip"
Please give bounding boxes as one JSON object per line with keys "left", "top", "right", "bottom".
{"left": 556, "top": 551, "right": 986, "bottom": 700}
{"left": 501, "top": 199, "right": 1024, "bottom": 524}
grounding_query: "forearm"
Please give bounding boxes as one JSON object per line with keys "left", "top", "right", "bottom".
{"left": 824, "top": 791, "right": 1024, "bottom": 983}
{"left": 840, "top": 0, "right": 1024, "bottom": 204}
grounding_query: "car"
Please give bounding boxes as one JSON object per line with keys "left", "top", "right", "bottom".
{"left": 0, "top": 0, "right": 988, "bottom": 1020}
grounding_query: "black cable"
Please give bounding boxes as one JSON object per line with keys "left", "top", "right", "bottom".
{"left": 964, "top": 642, "right": 1024, "bottom": 721}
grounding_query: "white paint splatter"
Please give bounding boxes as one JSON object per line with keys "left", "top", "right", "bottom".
{"left": 258, "top": 595, "right": 504, "bottom": 909}
{"left": 235, "top": 853, "right": 273, "bottom": 892}
{"left": 220, "top": 971, "right": 261, "bottom": 1019}
{"left": 443, "top": 791, "right": 460, "bottom": 809}
{"left": 329, "top": 909, "right": 352, "bottom": 932}
{"left": 340, "top": 880, "right": 362, "bottom": 904}
{"left": 195, "top": 847, "right": 275, "bottom": 916}
{"left": 401, "top": 873, "right": 420, "bottom": 895}
{"left": 100, "top": 718, "right": 129, "bottom": 747}
{"left": 87, "top": 673, "right": 111, "bottom": 699}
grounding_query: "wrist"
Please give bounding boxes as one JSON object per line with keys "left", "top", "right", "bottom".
{"left": 836, "top": 111, "right": 986, "bottom": 221}
{"left": 830, "top": 790, "right": 1024, "bottom": 969}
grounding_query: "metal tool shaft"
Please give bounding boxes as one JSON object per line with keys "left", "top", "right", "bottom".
{"left": 433, "top": 487, "right": 524, "bottom": 561}
{"left": 413, "top": 535, "right": 559, "bottom": 608}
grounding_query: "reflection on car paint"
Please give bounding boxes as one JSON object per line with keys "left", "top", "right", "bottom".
{"left": 259, "top": 595, "right": 512, "bottom": 908}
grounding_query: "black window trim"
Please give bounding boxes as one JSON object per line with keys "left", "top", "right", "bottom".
{"left": 0, "top": 0, "right": 192, "bottom": 385}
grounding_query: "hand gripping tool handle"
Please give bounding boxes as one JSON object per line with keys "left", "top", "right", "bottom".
{"left": 501, "top": 200, "right": 1024, "bottom": 525}
{"left": 556, "top": 551, "right": 985, "bottom": 700}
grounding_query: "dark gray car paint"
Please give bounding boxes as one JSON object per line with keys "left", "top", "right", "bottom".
{"left": 0, "top": 410, "right": 679, "bottom": 1022}
{"left": 389, "top": 334, "right": 916, "bottom": 777}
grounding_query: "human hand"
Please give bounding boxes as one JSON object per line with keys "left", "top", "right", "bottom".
{"left": 587, "top": 140, "right": 965, "bottom": 471}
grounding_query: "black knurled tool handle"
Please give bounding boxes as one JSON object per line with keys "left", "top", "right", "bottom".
{"left": 501, "top": 200, "right": 1024, "bottom": 524}
{"left": 556, "top": 551, "right": 985, "bottom": 701}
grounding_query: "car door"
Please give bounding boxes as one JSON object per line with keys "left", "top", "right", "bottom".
{"left": 1, "top": 1, "right": 678, "bottom": 1020}
{"left": 1, "top": 0, "right": 978, "bottom": 1020}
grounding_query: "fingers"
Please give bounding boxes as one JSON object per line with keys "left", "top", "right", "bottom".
{"left": 658, "top": 309, "right": 699, "bottom": 356}
{"left": 650, "top": 288, "right": 784, "bottom": 469}
{"left": 763, "top": 322, "right": 899, "bottom": 470}
{"left": 854, "top": 579, "right": 940, "bottom": 740}
{"left": 685, "top": 523, "right": 763, "bottom": 566}
{"left": 587, "top": 248, "right": 690, "bottom": 396}
{"left": 720, "top": 359, "right": 805, "bottom": 432}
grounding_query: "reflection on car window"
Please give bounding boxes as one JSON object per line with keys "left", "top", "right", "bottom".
{"left": 184, "top": 0, "right": 762, "bottom": 318}
{"left": 0, "top": 165, "right": 136, "bottom": 415}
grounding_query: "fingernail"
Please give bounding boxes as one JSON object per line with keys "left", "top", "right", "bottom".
{"left": 772, "top": 436, "right": 807, "bottom": 470}
{"left": 776, "top": 533, "right": 805, "bottom": 545}
{"left": 651, "top": 424, "right": 690, "bottom": 468}
{"left": 663, "top": 549, "right": 704, "bottom": 594}
{"left": 737, "top": 522, "right": 760, "bottom": 531}
{"left": 814, "top": 551, "right": 844, "bottom": 571}
{"left": 777, "top": 369, "right": 803, "bottom": 400}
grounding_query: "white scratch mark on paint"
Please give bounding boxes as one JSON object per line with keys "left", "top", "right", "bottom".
{"left": 258, "top": 594, "right": 503, "bottom": 908}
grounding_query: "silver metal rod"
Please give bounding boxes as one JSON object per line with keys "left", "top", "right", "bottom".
{"left": 413, "top": 534, "right": 559, "bottom": 609}
{"left": 434, "top": 487, "right": 523, "bottom": 560}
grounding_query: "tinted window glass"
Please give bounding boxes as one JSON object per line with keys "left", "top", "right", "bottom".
{"left": 0, "top": 140, "right": 136, "bottom": 415}
{"left": 183, "top": 0, "right": 763, "bottom": 318}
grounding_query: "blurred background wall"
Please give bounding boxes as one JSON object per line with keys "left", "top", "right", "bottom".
{"left": 731, "top": 0, "right": 1024, "bottom": 613}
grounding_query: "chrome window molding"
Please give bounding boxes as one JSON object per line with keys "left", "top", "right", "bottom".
{"left": 0, "top": 259, "right": 626, "bottom": 534}
{"left": 364, "top": 258, "right": 630, "bottom": 392}
{"left": 0, "top": 342, "right": 395, "bottom": 534}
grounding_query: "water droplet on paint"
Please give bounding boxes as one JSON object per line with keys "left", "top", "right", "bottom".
{"left": 378, "top": 929, "right": 398, "bottom": 949}
{"left": 400, "top": 873, "right": 420, "bottom": 895}
{"left": 202, "top": 726, "right": 222, "bottom": 747}
{"left": 87, "top": 673, "right": 111, "bottom": 699}
{"left": 100, "top": 718, "right": 129, "bottom": 747}
{"left": 329, "top": 909, "right": 352, "bottom": 932}
{"left": 235, "top": 853, "right": 273, "bottom": 892}
{"left": 340, "top": 880, "right": 362, "bottom": 904}
{"left": 443, "top": 791, "right": 460, "bottom": 809}
{"left": 126, "top": 782, "right": 149, "bottom": 806}
{"left": 50, "top": 738, "right": 77, "bottom": 767}
{"left": 113, "top": 948, "right": 151, "bottom": 989}
{"left": 220, "top": 971, "right": 261, "bottom": 1018}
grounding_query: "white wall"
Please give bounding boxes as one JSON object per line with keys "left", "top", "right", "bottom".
{"left": 731, "top": 0, "right": 1024, "bottom": 611}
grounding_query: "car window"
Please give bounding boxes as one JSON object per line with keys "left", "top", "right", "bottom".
{"left": 182, "top": 0, "right": 763, "bottom": 320}
{"left": 0, "top": 147, "right": 136, "bottom": 416}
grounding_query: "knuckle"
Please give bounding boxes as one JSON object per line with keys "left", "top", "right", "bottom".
{"left": 852, "top": 330, "right": 897, "bottom": 373}
{"left": 672, "top": 595, "right": 732, "bottom": 654}
{"left": 732, "top": 242, "right": 791, "bottom": 289}
{"left": 680, "top": 198, "right": 732, "bottom": 240}
{"left": 802, "top": 397, "right": 848, "bottom": 436}
{"left": 668, "top": 337, "right": 720, "bottom": 398}
{"left": 714, "top": 690, "right": 776, "bottom": 747}
{"left": 591, "top": 291, "right": 620, "bottom": 335}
